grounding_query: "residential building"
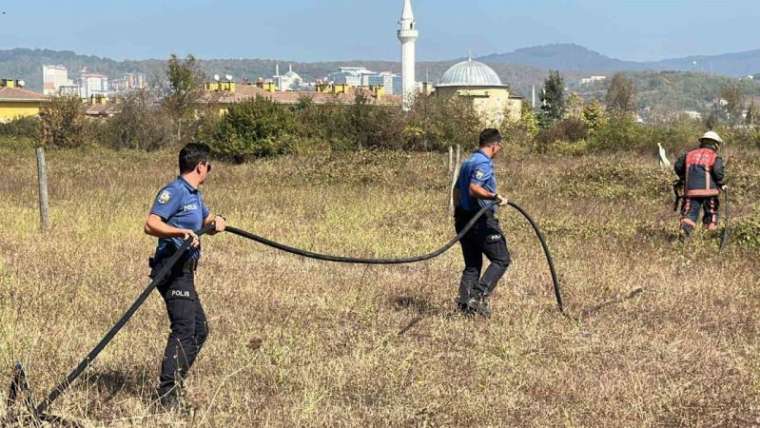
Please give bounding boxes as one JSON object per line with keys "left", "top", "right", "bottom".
{"left": 200, "top": 81, "right": 401, "bottom": 116}
{"left": 79, "top": 72, "right": 109, "bottom": 98}
{"left": 328, "top": 67, "right": 372, "bottom": 87}
{"left": 580, "top": 75, "right": 607, "bottom": 85}
{"left": 0, "top": 79, "right": 49, "bottom": 122}
{"left": 326, "top": 67, "right": 401, "bottom": 95}
{"left": 42, "top": 65, "right": 74, "bottom": 96}
{"left": 110, "top": 73, "right": 146, "bottom": 93}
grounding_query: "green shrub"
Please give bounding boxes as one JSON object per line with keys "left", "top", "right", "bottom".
{"left": 40, "top": 96, "right": 89, "bottom": 148}
{"left": 538, "top": 118, "right": 588, "bottom": 144}
{"left": 207, "top": 97, "right": 297, "bottom": 162}
{"left": 405, "top": 94, "right": 482, "bottom": 151}
{"left": 0, "top": 116, "right": 40, "bottom": 140}
{"left": 106, "top": 91, "right": 173, "bottom": 151}
{"left": 733, "top": 204, "right": 760, "bottom": 249}
{"left": 587, "top": 114, "right": 645, "bottom": 152}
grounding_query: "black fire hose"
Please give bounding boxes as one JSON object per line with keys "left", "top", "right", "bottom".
{"left": 33, "top": 224, "right": 215, "bottom": 416}
{"left": 27, "top": 203, "right": 564, "bottom": 417}
{"left": 225, "top": 201, "right": 564, "bottom": 312}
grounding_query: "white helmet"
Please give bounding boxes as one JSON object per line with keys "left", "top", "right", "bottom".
{"left": 699, "top": 131, "right": 724, "bottom": 146}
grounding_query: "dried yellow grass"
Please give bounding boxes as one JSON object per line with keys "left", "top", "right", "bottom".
{"left": 1, "top": 146, "right": 759, "bottom": 427}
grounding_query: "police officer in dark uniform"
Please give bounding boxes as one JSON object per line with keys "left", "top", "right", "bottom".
{"left": 143, "top": 143, "right": 225, "bottom": 410}
{"left": 453, "top": 129, "right": 511, "bottom": 317}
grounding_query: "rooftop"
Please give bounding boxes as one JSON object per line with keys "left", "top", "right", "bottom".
{"left": 201, "top": 84, "right": 401, "bottom": 107}
{"left": 0, "top": 86, "right": 49, "bottom": 103}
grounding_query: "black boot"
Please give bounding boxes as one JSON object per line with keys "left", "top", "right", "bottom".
{"left": 155, "top": 386, "right": 192, "bottom": 415}
{"left": 457, "top": 282, "right": 475, "bottom": 314}
{"left": 463, "top": 292, "right": 491, "bottom": 319}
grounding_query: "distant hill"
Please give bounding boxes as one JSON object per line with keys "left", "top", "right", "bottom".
{"left": 2, "top": 46, "right": 760, "bottom": 115}
{"left": 570, "top": 70, "right": 760, "bottom": 117}
{"left": 479, "top": 43, "right": 760, "bottom": 77}
{"left": 0, "top": 48, "right": 545, "bottom": 97}
{"left": 479, "top": 44, "right": 639, "bottom": 72}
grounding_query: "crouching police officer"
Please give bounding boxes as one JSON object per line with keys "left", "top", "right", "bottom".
{"left": 143, "top": 143, "right": 225, "bottom": 410}
{"left": 453, "top": 129, "right": 511, "bottom": 317}
{"left": 674, "top": 131, "right": 727, "bottom": 238}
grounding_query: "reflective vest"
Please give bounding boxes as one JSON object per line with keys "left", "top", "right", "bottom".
{"left": 683, "top": 148, "right": 720, "bottom": 197}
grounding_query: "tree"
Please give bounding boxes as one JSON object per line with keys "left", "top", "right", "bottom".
{"left": 108, "top": 90, "right": 173, "bottom": 150}
{"left": 582, "top": 100, "right": 608, "bottom": 133}
{"left": 720, "top": 82, "right": 745, "bottom": 125}
{"left": 605, "top": 73, "right": 636, "bottom": 115}
{"left": 539, "top": 70, "right": 565, "bottom": 127}
{"left": 746, "top": 102, "right": 758, "bottom": 126}
{"left": 565, "top": 92, "right": 584, "bottom": 120}
{"left": 40, "top": 96, "right": 88, "bottom": 148}
{"left": 162, "top": 54, "right": 205, "bottom": 142}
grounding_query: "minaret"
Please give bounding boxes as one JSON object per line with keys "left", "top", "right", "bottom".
{"left": 397, "top": 0, "right": 418, "bottom": 111}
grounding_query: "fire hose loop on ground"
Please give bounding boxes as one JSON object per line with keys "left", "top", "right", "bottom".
{"left": 225, "top": 201, "right": 564, "bottom": 311}
{"left": 7, "top": 201, "right": 563, "bottom": 424}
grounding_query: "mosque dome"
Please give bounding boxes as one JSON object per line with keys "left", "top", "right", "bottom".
{"left": 283, "top": 65, "right": 302, "bottom": 81}
{"left": 437, "top": 58, "right": 505, "bottom": 87}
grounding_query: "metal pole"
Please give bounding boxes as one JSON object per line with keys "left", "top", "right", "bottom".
{"left": 36, "top": 147, "right": 50, "bottom": 232}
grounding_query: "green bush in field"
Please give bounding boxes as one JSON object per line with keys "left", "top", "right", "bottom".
{"left": 106, "top": 90, "right": 174, "bottom": 151}
{"left": 733, "top": 204, "right": 760, "bottom": 249}
{"left": 405, "top": 94, "right": 481, "bottom": 151}
{"left": 206, "top": 97, "right": 297, "bottom": 162}
{"left": 339, "top": 93, "right": 406, "bottom": 150}
{"left": 587, "top": 114, "right": 646, "bottom": 152}
{"left": 0, "top": 116, "right": 40, "bottom": 140}
{"left": 40, "top": 96, "right": 90, "bottom": 148}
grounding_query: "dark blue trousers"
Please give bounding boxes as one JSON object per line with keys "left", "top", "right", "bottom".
{"left": 455, "top": 208, "right": 511, "bottom": 305}
{"left": 151, "top": 260, "right": 209, "bottom": 397}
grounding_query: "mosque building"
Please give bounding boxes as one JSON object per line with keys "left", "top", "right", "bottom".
{"left": 274, "top": 64, "right": 305, "bottom": 92}
{"left": 435, "top": 57, "right": 523, "bottom": 125}
{"left": 398, "top": 0, "right": 523, "bottom": 124}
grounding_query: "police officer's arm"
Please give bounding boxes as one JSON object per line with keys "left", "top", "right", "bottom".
{"left": 144, "top": 214, "right": 200, "bottom": 247}
{"left": 198, "top": 195, "right": 225, "bottom": 234}
{"left": 469, "top": 163, "right": 507, "bottom": 205}
{"left": 469, "top": 183, "right": 497, "bottom": 200}
{"left": 203, "top": 213, "right": 226, "bottom": 234}
{"left": 144, "top": 187, "right": 199, "bottom": 246}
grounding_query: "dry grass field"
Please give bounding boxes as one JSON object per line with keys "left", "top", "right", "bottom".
{"left": 1, "top": 144, "right": 759, "bottom": 427}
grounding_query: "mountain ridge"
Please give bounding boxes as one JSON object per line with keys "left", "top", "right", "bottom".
{"left": 478, "top": 43, "right": 760, "bottom": 76}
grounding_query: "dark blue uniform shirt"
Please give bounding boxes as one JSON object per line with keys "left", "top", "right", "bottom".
{"left": 456, "top": 149, "right": 497, "bottom": 211}
{"left": 150, "top": 176, "right": 209, "bottom": 261}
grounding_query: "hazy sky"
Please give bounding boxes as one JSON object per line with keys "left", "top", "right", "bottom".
{"left": 0, "top": 0, "right": 757, "bottom": 62}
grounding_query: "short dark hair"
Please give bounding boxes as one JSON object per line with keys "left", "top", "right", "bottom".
{"left": 479, "top": 128, "right": 503, "bottom": 147}
{"left": 179, "top": 143, "right": 210, "bottom": 174}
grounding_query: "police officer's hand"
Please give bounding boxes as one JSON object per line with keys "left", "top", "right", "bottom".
{"left": 213, "top": 215, "right": 226, "bottom": 234}
{"left": 181, "top": 230, "right": 200, "bottom": 247}
{"left": 494, "top": 194, "right": 508, "bottom": 206}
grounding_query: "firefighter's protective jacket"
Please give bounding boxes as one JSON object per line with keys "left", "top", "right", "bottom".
{"left": 674, "top": 145, "right": 725, "bottom": 197}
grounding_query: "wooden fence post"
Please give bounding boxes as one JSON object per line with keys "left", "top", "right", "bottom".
{"left": 449, "top": 144, "right": 462, "bottom": 215}
{"left": 36, "top": 147, "right": 50, "bottom": 232}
